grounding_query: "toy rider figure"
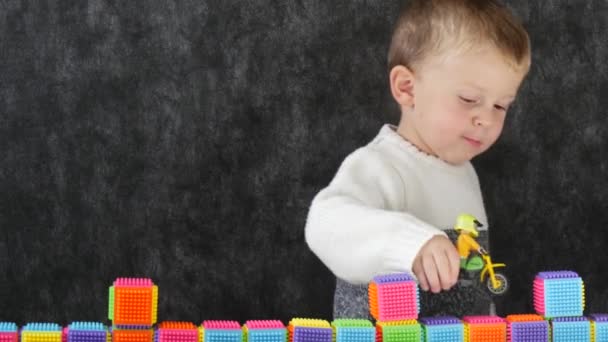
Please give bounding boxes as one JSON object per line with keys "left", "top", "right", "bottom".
{"left": 454, "top": 214, "right": 488, "bottom": 276}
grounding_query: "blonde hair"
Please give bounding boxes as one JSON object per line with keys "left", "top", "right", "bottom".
{"left": 388, "top": 0, "right": 531, "bottom": 71}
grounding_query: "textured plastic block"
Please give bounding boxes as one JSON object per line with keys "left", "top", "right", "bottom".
{"left": 244, "top": 321, "right": 286, "bottom": 342}
{"left": 331, "top": 320, "right": 374, "bottom": 342}
{"left": 0, "top": 323, "right": 18, "bottom": 342}
{"left": 369, "top": 272, "right": 419, "bottom": 321}
{"left": 533, "top": 271, "right": 585, "bottom": 318}
{"left": 505, "top": 315, "right": 548, "bottom": 342}
{"left": 109, "top": 278, "right": 158, "bottom": 325}
{"left": 463, "top": 316, "right": 506, "bottom": 342}
{"left": 202, "top": 321, "right": 242, "bottom": 342}
{"left": 112, "top": 327, "right": 153, "bottom": 342}
{"left": 67, "top": 322, "right": 107, "bottom": 342}
{"left": 156, "top": 322, "right": 198, "bottom": 342}
{"left": 288, "top": 319, "right": 331, "bottom": 342}
{"left": 590, "top": 314, "right": 608, "bottom": 342}
{"left": 375, "top": 322, "right": 421, "bottom": 342}
{"left": 551, "top": 317, "right": 590, "bottom": 342}
{"left": 420, "top": 316, "right": 463, "bottom": 342}
{"left": 21, "top": 323, "right": 63, "bottom": 342}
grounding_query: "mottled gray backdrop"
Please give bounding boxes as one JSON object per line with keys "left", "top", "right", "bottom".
{"left": 1, "top": 0, "right": 607, "bottom": 324}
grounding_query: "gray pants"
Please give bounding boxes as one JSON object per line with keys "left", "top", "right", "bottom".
{"left": 333, "top": 230, "right": 493, "bottom": 319}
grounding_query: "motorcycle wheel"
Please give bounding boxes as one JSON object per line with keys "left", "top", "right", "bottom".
{"left": 486, "top": 273, "right": 508, "bottom": 295}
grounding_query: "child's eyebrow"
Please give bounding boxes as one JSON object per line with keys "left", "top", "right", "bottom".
{"left": 461, "top": 82, "right": 517, "bottom": 101}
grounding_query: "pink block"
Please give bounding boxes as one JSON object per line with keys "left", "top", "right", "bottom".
{"left": 0, "top": 332, "right": 18, "bottom": 342}
{"left": 377, "top": 281, "right": 418, "bottom": 320}
{"left": 114, "top": 278, "right": 154, "bottom": 287}
{"left": 203, "top": 321, "right": 241, "bottom": 330}
{"left": 463, "top": 316, "right": 506, "bottom": 324}
{"left": 245, "top": 321, "right": 284, "bottom": 329}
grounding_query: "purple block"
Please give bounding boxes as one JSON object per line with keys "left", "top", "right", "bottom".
{"left": 590, "top": 314, "right": 608, "bottom": 322}
{"left": 536, "top": 271, "right": 579, "bottom": 279}
{"left": 419, "top": 316, "right": 460, "bottom": 325}
{"left": 510, "top": 321, "right": 549, "bottom": 342}
{"left": 292, "top": 327, "right": 332, "bottom": 342}
{"left": 553, "top": 317, "right": 588, "bottom": 322}
{"left": 372, "top": 273, "right": 416, "bottom": 284}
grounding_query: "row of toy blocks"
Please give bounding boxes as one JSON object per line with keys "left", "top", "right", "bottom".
{"left": 109, "top": 278, "right": 158, "bottom": 326}
{"left": 533, "top": 271, "right": 585, "bottom": 318}
{"left": 368, "top": 273, "right": 419, "bottom": 322}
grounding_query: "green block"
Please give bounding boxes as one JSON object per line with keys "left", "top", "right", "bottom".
{"left": 382, "top": 324, "right": 421, "bottom": 342}
{"left": 331, "top": 320, "right": 373, "bottom": 328}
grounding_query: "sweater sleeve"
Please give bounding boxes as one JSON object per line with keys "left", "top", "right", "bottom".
{"left": 304, "top": 147, "right": 447, "bottom": 284}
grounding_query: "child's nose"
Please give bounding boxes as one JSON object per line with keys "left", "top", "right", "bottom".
{"left": 472, "top": 108, "right": 495, "bottom": 127}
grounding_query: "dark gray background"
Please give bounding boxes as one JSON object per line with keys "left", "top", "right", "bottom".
{"left": 1, "top": 0, "right": 607, "bottom": 325}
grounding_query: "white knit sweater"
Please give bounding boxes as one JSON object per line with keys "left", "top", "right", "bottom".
{"left": 305, "top": 124, "right": 488, "bottom": 284}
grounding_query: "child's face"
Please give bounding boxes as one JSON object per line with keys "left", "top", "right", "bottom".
{"left": 399, "top": 46, "right": 528, "bottom": 165}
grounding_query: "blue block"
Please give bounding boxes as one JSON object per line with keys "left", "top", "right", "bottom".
{"left": 552, "top": 317, "right": 590, "bottom": 342}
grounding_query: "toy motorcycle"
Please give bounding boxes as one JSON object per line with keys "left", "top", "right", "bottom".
{"left": 462, "top": 251, "right": 508, "bottom": 295}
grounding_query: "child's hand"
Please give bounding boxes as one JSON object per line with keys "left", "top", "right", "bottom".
{"left": 412, "top": 235, "right": 460, "bottom": 293}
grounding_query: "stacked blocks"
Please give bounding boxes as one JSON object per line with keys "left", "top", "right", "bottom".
{"left": 505, "top": 314, "right": 549, "bottom": 342}
{"left": 287, "top": 319, "right": 332, "bottom": 342}
{"left": 109, "top": 278, "right": 158, "bottom": 342}
{"left": 331, "top": 319, "right": 374, "bottom": 342}
{"left": 243, "top": 321, "right": 286, "bottom": 342}
{"left": 21, "top": 323, "right": 63, "bottom": 342}
{"left": 462, "top": 316, "right": 506, "bottom": 342}
{"left": 368, "top": 273, "right": 419, "bottom": 321}
{"left": 202, "top": 321, "right": 241, "bottom": 342}
{"left": 112, "top": 326, "right": 154, "bottom": 342}
{"left": 109, "top": 278, "right": 158, "bottom": 325}
{"left": 533, "top": 271, "right": 585, "bottom": 318}
{"left": 66, "top": 322, "right": 108, "bottom": 342}
{"left": 590, "top": 314, "right": 608, "bottom": 342}
{"left": 156, "top": 322, "right": 199, "bottom": 342}
{"left": 0, "top": 323, "right": 18, "bottom": 342}
{"left": 419, "top": 316, "right": 463, "bottom": 342}
{"left": 551, "top": 317, "right": 590, "bottom": 342}
{"left": 369, "top": 273, "right": 420, "bottom": 342}
{"left": 375, "top": 321, "right": 421, "bottom": 342}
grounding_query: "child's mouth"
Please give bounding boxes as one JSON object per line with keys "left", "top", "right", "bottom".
{"left": 463, "top": 136, "right": 482, "bottom": 147}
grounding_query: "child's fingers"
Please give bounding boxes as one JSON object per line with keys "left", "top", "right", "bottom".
{"left": 422, "top": 254, "right": 441, "bottom": 293}
{"left": 412, "top": 258, "right": 430, "bottom": 291}
{"left": 447, "top": 246, "right": 461, "bottom": 285}
{"left": 433, "top": 251, "right": 454, "bottom": 291}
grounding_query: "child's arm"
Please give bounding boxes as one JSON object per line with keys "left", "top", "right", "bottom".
{"left": 305, "top": 147, "right": 456, "bottom": 289}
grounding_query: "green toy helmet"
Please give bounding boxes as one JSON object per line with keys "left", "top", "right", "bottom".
{"left": 454, "top": 213, "right": 483, "bottom": 238}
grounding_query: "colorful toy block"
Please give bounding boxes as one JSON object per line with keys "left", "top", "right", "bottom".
{"left": 243, "top": 321, "right": 286, "bottom": 342}
{"left": 202, "top": 321, "right": 242, "bottom": 342}
{"left": 533, "top": 271, "right": 585, "bottom": 318}
{"left": 0, "top": 323, "right": 18, "bottom": 342}
{"left": 368, "top": 273, "right": 419, "bottom": 321}
{"left": 331, "top": 319, "right": 374, "bottom": 342}
{"left": 21, "top": 323, "right": 63, "bottom": 342}
{"left": 156, "top": 322, "right": 199, "bottom": 342}
{"left": 66, "top": 322, "right": 107, "bottom": 342}
{"left": 590, "top": 314, "right": 608, "bottom": 342}
{"left": 551, "top": 317, "right": 590, "bottom": 342}
{"left": 462, "top": 316, "right": 506, "bottom": 342}
{"left": 109, "top": 278, "right": 158, "bottom": 326}
{"left": 111, "top": 326, "right": 153, "bottom": 342}
{"left": 419, "top": 316, "right": 463, "bottom": 342}
{"left": 287, "top": 319, "right": 332, "bottom": 342}
{"left": 505, "top": 314, "right": 549, "bottom": 342}
{"left": 375, "top": 321, "right": 421, "bottom": 342}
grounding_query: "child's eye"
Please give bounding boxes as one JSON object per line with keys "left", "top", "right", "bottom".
{"left": 459, "top": 96, "right": 477, "bottom": 104}
{"left": 494, "top": 104, "right": 507, "bottom": 111}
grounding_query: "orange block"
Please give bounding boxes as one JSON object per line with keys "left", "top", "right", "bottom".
{"left": 112, "top": 330, "right": 153, "bottom": 342}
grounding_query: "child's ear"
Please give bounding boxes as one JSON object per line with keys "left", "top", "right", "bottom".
{"left": 389, "top": 65, "right": 415, "bottom": 108}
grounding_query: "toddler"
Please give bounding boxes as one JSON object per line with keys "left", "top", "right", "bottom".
{"left": 305, "top": 0, "right": 531, "bottom": 318}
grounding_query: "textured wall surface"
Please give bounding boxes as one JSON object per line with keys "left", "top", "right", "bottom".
{"left": 0, "top": 0, "right": 607, "bottom": 324}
